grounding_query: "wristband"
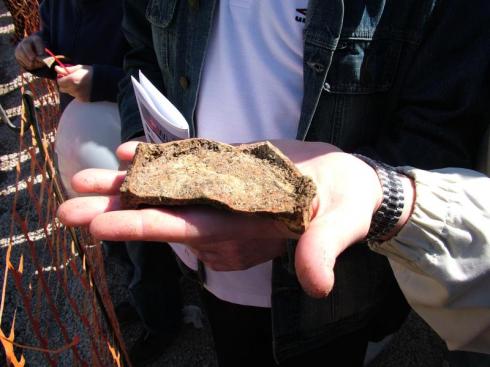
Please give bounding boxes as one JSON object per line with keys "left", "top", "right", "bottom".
{"left": 353, "top": 154, "right": 405, "bottom": 242}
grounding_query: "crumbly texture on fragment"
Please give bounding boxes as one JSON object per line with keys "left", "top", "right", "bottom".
{"left": 120, "top": 139, "right": 317, "bottom": 234}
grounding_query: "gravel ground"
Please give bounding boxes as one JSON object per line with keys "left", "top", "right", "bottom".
{"left": 0, "top": 6, "right": 114, "bottom": 365}
{"left": 0, "top": 3, "right": 468, "bottom": 367}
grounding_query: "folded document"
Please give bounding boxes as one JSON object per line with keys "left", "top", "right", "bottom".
{"left": 131, "top": 71, "right": 190, "bottom": 143}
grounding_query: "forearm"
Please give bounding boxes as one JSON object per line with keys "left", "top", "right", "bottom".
{"left": 90, "top": 65, "right": 125, "bottom": 102}
{"left": 373, "top": 167, "right": 490, "bottom": 275}
{"left": 371, "top": 167, "right": 490, "bottom": 353}
{"left": 38, "top": 0, "right": 51, "bottom": 47}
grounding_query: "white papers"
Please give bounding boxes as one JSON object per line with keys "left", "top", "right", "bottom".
{"left": 131, "top": 70, "right": 190, "bottom": 143}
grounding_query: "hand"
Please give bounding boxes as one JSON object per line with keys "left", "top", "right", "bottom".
{"left": 57, "top": 140, "right": 384, "bottom": 297}
{"left": 55, "top": 65, "right": 93, "bottom": 102}
{"left": 118, "top": 136, "right": 147, "bottom": 170}
{"left": 14, "top": 34, "right": 45, "bottom": 70}
{"left": 188, "top": 239, "right": 287, "bottom": 271}
{"left": 119, "top": 137, "right": 286, "bottom": 270}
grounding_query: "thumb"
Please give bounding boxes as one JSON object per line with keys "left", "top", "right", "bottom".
{"left": 294, "top": 215, "right": 349, "bottom": 298}
{"left": 54, "top": 65, "right": 69, "bottom": 77}
{"left": 55, "top": 64, "right": 82, "bottom": 75}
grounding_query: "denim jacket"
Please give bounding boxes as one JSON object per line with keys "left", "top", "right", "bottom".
{"left": 119, "top": 0, "right": 490, "bottom": 361}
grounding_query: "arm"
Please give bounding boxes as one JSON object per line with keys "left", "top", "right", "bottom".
{"left": 15, "top": 0, "right": 52, "bottom": 73}
{"left": 90, "top": 65, "right": 125, "bottom": 103}
{"left": 118, "top": 0, "right": 165, "bottom": 142}
{"left": 351, "top": 3, "right": 490, "bottom": 350}
{"left": 37, "top": 0, "right": 51, "bottom": 48}
{"left": 54, "top": 64, "right": 125, "bottom": 103}
{"left": 357, "top": 0, "right": 490, "bottom": 169}
{"left": 373, "top": 167, "right": 490, "bottom": 354}
{"left": 14, "top": 0, "right": 49, "bottom": 72}
{"left": 56, "top": 143, "right": 490, "bottom": 353}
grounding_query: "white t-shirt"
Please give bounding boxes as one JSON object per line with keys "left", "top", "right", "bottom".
{"left": 171, "top": 0, "right": 307, "bottom": 307}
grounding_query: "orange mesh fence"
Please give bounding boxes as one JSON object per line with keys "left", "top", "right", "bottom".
{"left": 3, "top": 0, "right": 39, "bottom": 43}
{"left": 1, "top": 1, "right": 128, "bottom": 366}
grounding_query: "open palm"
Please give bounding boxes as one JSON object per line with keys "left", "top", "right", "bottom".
{"left": 58, "top": 140, "right": 381, "bottom": 298}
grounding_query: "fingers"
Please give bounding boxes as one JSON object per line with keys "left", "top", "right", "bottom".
{"left": 15, "top": 36, "right": 44, "bottom": 70}
{"left": 55, "top": 64, "right": 82, "bottom": 76}
{"left": 64, "top": 65, "right": 83, "bottom": 73}
{"left": 56, "top": 74, "right": 73, "bottom": 93}
{"left": 116, "top": 141, "right": 140, "bottom": 161}
{"left": 56, "top": 73, "right": 80, "bottom": 97}
{"left": 195, "top": 237, "right": 287, "bottom": 271}
{"left": 195, "top": 248, "right": 245, "bottom": 272}
{"left": 56, "top": 72, "right": 76, "bottom": 86}
{"left": 54, "top": 65, "right": 68, "bottom": 77}
{"left": 71, "top": 168, "right": 126, "bottom": 195}
{"left": 14, "top": 42, "right": 31, "bottom": 68}
{"left": 57, "top": 189, "right": 294, "bottom": 243}
{"left": 57, "top": 195, "right": 121, "bottom": 226}
{"left": 56, "top": 65, "right": 84, "bottom": 91}
{"left": 86, "top": 206, "right": 293, "bottom": 244}
{"left": 55, "top": 65, "right": 92, "bottom": 101}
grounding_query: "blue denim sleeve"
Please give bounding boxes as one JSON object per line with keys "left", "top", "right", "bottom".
{"left": 357, "top": 0, "right": 490, "bottom": 170}
{"left": 118, "top": 0, "right": 166, "bottom": 142}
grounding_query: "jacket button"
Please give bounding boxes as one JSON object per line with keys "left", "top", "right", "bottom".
{"left": 179, "top": 76, "right": 190, "bottom": 90}
{"left": 307, "top": 61, "right": 325, "bottom": 73}
{"left": 188, "top": 0, "right": 199, "bottom": 11}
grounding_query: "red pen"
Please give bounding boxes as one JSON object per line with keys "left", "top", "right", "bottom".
{"left": 44, "top": 47, "right": 70, "bottom": 75}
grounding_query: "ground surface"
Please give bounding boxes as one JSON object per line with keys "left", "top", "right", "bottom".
{"left": 0, "top": 3, "right": 457, "bottom": 366}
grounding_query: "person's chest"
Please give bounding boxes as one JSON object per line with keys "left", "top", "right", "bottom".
{"left": 50, "top": 0, "right": 125, "bottom": 66}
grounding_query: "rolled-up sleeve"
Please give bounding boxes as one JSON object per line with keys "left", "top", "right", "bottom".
{"left": 370, "top": 167, "right": 490, "bottom": 353}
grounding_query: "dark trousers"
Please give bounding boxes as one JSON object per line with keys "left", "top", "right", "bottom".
{"left": 126, "top": 241, "right": 182, "bottom": 335}
{"left": 448, "top": 351, "right": 490, "bottom": 367}
{"left": 202, "top": 290, "right": 368, "bottom": 367}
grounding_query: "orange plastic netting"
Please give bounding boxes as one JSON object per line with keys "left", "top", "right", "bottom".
{"left": 1, "top": 1, "right": 127, "bottom": 365}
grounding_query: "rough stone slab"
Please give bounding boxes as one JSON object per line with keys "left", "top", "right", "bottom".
{"left": 120, "top": 139, "right": 317, "bottom": 234}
